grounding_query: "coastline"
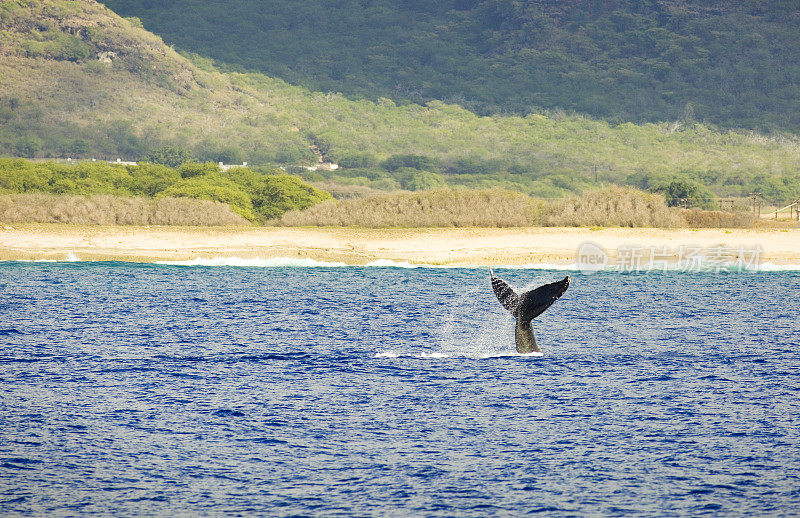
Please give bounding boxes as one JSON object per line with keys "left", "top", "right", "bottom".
{"left": 1, "top": 224, "right": 798, "bottom": 266}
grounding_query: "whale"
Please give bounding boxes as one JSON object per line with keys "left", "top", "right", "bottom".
{"left": 490, "top": 269, "right": 570, "bottom": 353}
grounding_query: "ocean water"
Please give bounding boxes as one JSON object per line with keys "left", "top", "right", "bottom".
{"left": 1, "top": 260, "right": 799, "bottom": 516}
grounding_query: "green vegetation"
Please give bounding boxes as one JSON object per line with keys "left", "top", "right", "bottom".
{"left": 0, "top": 158, "right": 331, "bottom": 223}
{"left": 0, "top": 159, "right": 761, "bottom": 228}
{"left": 651, "top": 178, "right": 716, "bottom": 210}
{"left": 102, "top": 0, "right": 800, "bottom": 134}
{"left": 144, "top": 145, "right": 191, "bottom": 167}
{"left": 0, "top": 1, "right": 799, "bottom": 208}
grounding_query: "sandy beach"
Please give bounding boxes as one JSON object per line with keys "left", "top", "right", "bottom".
{"left": 0, "top": 224, "right": 798, "bottom": 266}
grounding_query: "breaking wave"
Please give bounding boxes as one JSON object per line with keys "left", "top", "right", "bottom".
{"left": 155, "top": 257, "right": 348, "bottom": 267}
{"left": 2, "top": 254, "right": 799, "bottom": 272}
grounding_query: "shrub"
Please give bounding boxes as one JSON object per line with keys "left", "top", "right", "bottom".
{"left": 652, "top": 178, "right": 717, "bottom": 210}
{"left": 0, "top": 193, "right": 247, "bottom": 226}
{"left": 14, "top": 135, "right": 42, "bottom": 157}
{"left": 682, "top": 209, "right": 754, "bottom": 228}
{"left": 157, "top": 175, "right": 255, "bottom": 220}
{"left": 381, "top": 154, "right": 437, "bottom": 172}
{"left": 0, "top": 159, "right": 332, "bottom": 223}
{"left": 542, "top": 186, "right": 683, "bottom": 227}
{"left": 256, "top": 174, "right": 332, "bottom": 220}
{"left": 337, "top": 153, "right": 379, "bottom": 169}
{"left": 280, "top": 187, "right": 542, "bottom": 227}
{"left": 178, "top": 161, "right": 220, "bottom": 178}
{"left": 143, "top": 145, "right": 192, "bottom": 167}
{"left": 396, "top": 168, "right": 445, "bottom": 191}
{"left": 129, "top": 163, "right": 181, "bottom": 196}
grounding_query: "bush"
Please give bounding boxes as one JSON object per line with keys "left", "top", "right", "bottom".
{"left": 0, "top": 159, "right": 332, "bottom": 223}
{"left": 542, "top": 186, "right": 683, "bottom": 227}
{"left": 337, "top": 153, "right": 379, "bottom": 169}
{"left": 444, "top": 157, "right": 509, "bottom": 175}
{"left": 257, "top": 174, "right": 333, "bottom": 220}
{"left": 381, "top": 154, "right": 437, "bottom": 172}
{"left": 178, "top": 161, "right": 221, "bottom": 178}
{"left": 158, "top": 175, "right": 255, "bottom": 220}
{"left": 281, "top": 187, "right": 542, "bottom": 227}
{"left": 15, "top": 136, "right": 42, "bottom": 157}
{"left": 682, "top": 209, "right": 754, "bottom": 228}
{"left": 21, "top": 31, "right": 91, "bottom": 61}
{"left": 652, "top": 178, "right": 716, "bottom": 210}
{"left": 0, "top": 193, "right": 247, "bottom": 225}
{"left": 129, "top": 163, "right": 181, "bottom": 196}
{"left": 396, "top": 168, "right": 444, "bottom": 190}
{"left": 143, "top": 145, "right": 192, "bottom": 167}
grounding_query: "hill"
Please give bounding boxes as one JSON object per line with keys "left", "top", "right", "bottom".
{"left": 101, "top": 0, "right": 800, "bottom": 134}
{"left": 1, "top": 0, "right": 799, "bottom": 204}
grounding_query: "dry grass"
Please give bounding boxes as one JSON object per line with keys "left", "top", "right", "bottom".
{"left": 751, "top": 218, "right": 800, "bottom": 229}
{"left": 3, "top": 189, "right": 768, "bottom": 228}
{"left": 541, "top": 186, "right": 683, "bottom": 227}
{"left": 681, "top": 208, "right": 755, "bottom": 228}
{"left": 280, "top": 188, "right": 543, "bottom": 227}
{"left": 282, "top": 186, "right": 766, "bottom": 229}
{"left": 0, "top": 193, "right": 248, "bottom": 225}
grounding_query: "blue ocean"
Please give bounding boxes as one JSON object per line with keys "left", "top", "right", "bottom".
{"left": 1, "top": 260, "right": 799, "bottom": 516}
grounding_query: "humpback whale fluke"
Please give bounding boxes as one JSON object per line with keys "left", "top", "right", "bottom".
{"left": 490, "top": 269, "right": 570, "bottom": 353}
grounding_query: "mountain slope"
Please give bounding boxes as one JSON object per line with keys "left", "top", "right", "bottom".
{"left": 1, "top": 0, "right": 799, "bottom": 202}
{"left": 101, "top": 0, "right": 800, "bottom": 133}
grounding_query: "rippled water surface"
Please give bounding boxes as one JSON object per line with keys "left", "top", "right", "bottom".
{"left": 1, "top": 262, "right": 799, "bottom": 516}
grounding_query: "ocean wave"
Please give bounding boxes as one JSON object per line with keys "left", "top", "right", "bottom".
{"left": 155, "top": 257, "right": 348, "bottom": 267}
{"left": 3, "top": 252, "right": 82, "bottom": 263}
{"left": 364, "top": 259, "right": 425, "bottom": 268}
{"left": 757, "top": 262, "right": 800, "bottom": 271}
{"left": 3, "top": 254, "right": 799, "bottom": 272}
{"left": 154, "top": 256, "right": 800, "bottom": 272}
{"left": 365, "top": 259, "right": 578, "bottom": 269}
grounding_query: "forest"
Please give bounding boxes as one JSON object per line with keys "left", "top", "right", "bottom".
{"left": 102, "top": 0, "right": 800, "bottom": 133}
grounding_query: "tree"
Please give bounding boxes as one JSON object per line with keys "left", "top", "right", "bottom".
{"left": 653, "top": 179, "right": 716, "bottom": 210}
{"left": 15, "top": 136, "right": 42, "bottom": 158}
{"left": 397, "top": 168, "right": 444, "bottom": 190}
{"left": 381, "top": 154, "right": 436, "bottom": 172}
{"left": 143, "top": 145, "right": 192, "bottom": 167}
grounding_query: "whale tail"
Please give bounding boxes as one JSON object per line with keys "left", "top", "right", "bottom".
{"left": 490, "top": 269, "right": 570, "bottom": 352}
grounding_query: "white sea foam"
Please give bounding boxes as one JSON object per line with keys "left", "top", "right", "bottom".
{"left": 3, "top": 253, "right": 798, "bottom": 272}
{"left": 155, "top": 256, "right": 348, "bottom": 267}
{"left": 364, "top": 259, "right": 425, "bottom": 268}
{"left": 374, "top": 351, "right": 401, "bottom": 358}
{"left": 505, "top": 262, "right": 579, "bottom": 270}
{"left": 5, "top": 252, "right": 83, "bottom": 263}
{"left": 757, "top": 262, "right": 800, "bottom": 272}
{"left": 155, "top": 256, "right": 575, "bottom": 269}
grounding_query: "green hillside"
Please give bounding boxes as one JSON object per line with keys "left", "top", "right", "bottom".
{"left": 101, "top": 0, "right": 800, "bottom": 134}
{"left": 1, "top": 0, "right": 799, "bottom": 204}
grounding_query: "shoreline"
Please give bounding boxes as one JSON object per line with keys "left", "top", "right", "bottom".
{"left": 1, "top": 224, "right": 799, "bottom": 266}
